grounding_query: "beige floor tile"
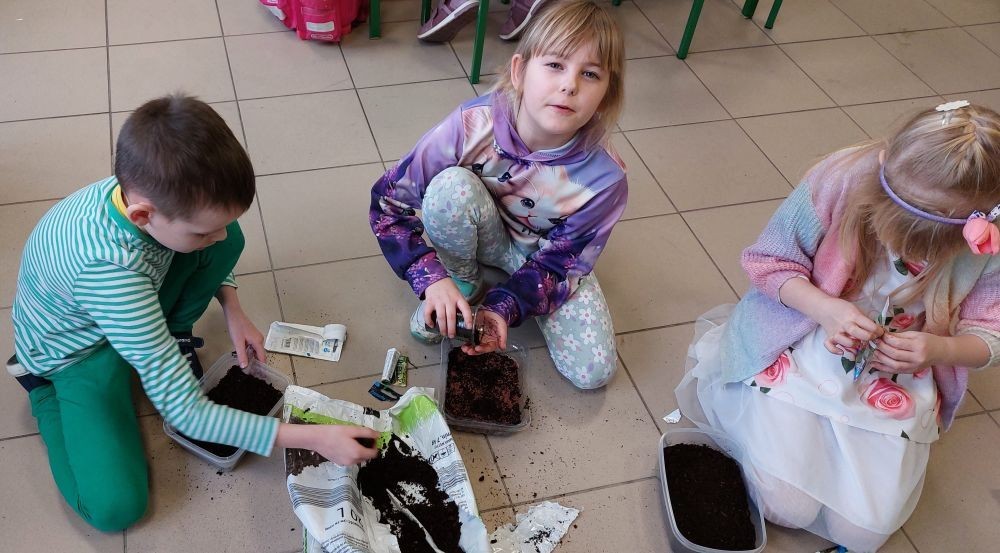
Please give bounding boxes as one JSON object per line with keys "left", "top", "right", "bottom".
{"left": 489, "top": 354, "right": 661, "bottom": 501}
{"left": 0, "top": 114, "right": 111, "bottom": 204}
{"left": 112, "top": 101, "right": 246, "bottom": 148}
{"left": 0, "top": 201, "right": 57, "bottom": 309}
{"left": 340, "top": 21, "right": 467, "bottom": 88}
{"left": 107, "top": 0, "right": 221, "bottom": 45}
{"left": 830, "top": 0, "right": 953, "bottom": 34}
{"left": 0, "top": 435, "right": 125, "bottom": 551}
{"left": 966, "top": 23, "right": 1000, "bottom": 53}
{"left": 0, "top": 308, "right": 37, "bottom": 439}
{"left": 217, "top": 0, "right": 291, "bottom": 35}
{"left": 274, "top": 257, "right": 441, "bottom": 385}
{"left": 903, "top": 414, "right": 1000, "bottom": 552}
{"left": 967, "top": 368, "right": 1000, "bottom": 409}
{"left": 451, "top": 11, "right": 520, "bottom": 78}
{"left": 234, "top": 197, "right": 272, "bottom": 275}
{"left": 617, "top": 324, "right": 697, "bottom": 433}
{"left": 240, "top": 91, "right": 379, "bottom": 175}
{"left": 0, "top": 48, "right": 108, "bottom": 122}
{"left": 738, "top": 108, "right": 868, "bottom": 184}
{"left": 480, "top": 507, "right": 515, "bottom": 532}
{"left": 951, "top": 88, "right": 1000, "bottom": 111}
{"left": 227, "top": 33, "right": 353, "bottom": 100}
{"left": 610, "top": 0, "right": 674, "bottom": 59}
{"left": 751, "top": 0, "right": 865, "bottom": 43}
{"left": 763, "top": 524, "right": 836, "bottom": 552}
{"left": 925, "top": 0, "right": 1000, "bottom": 25}
{"left": 109, "top": 38, "right": 234, "bottom": 112}
{"left": 379, "top": 0, "right": 423, "bottom": 23}
{"left": 128, "top": 416, "right": 301, "bottom": 553}
{"left": 842, "top": 96, "right": 944, "bottom": 138}
{"left": 684, "top": 200, "right": 784, "bottom": 296}
{"left": 782, "top": 37, "right": 935, "bottom": 105}
{"left": 611, "top": 134, "right": 676, "bottom": 221}
{"left": 0, "top": 0, "right": 106, "bottom": 54}
{"left": 519, "top": 479, "right": 670, "bottom": 552}
{"left": 687, "top": 46, "right": 834, "bottom": 118}
{"left": 635, "top": 0, "right": 772, "bottom": 53}
{"left": 620, "top": 56, "right": 730, "bottom": 130}
{"left": 257, "top": 164, "right": 385, "bottom": 268}
{"left": 359, "top": 78, "right": 476, "bottom": 160}
{"left": 312, "top": 374, "right": 512, "bottom": 510}
{"left": 956, "top": 390, "right": 985, "bottom": 416}
{"left": 596, "top": 215, "right": 737, "bottom": 332}
{"left": 627, "top": 121, "right": 790, "bottom": 211}
{"left": 876, "top": 28, "right": 1000, "bottom": 94}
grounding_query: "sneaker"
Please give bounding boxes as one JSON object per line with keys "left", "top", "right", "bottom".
{"left": 409, "top": 276, "right": 486, "bottom": 344}
{"left": 417, "top": 0, "right": 480, "bottom": 43}
{"left": 173, "top": 332, "right": 205, "bottom": 379}
{"left": 499, "top": 0, "right": 551, "bottom": 41}
{"left": 7, "top": 354, "right": 49, "bottom": 393}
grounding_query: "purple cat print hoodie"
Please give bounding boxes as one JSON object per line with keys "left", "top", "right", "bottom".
{"left": 370, "top": 92, "right": 628, "bottom": 327}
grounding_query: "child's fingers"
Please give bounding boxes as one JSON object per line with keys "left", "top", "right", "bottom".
{"left": 824, "top": 336, "right": 845, "bottom": 355}
{"left": 235, "top": 345, "right": 249, "bottom": 368}
{"left": 874, "top": 339, "right": 912, "bottom": 362}
{"left": 443, "top": 303, "right": 456, "bottom": 338}
{"left": 459, "top": 300, "right": 473, "bottom": 333}
{"left": 424, "top": 302, "right": 437, "bottom": 329}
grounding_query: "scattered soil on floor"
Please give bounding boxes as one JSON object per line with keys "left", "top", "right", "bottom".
{"left": 358, "top": 436, "right": 462, "bottom": 553}
{"left": 663, "top": 444, "right": 756, "bottom": 551}
{"left": 444, "top": 348, "right": 522, "bottom": 426}
{"left": 180, "top": 366, "right": 282, "bottom": 457}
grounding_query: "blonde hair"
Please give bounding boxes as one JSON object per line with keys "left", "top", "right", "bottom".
{"left": 835, "top": 103, "right": 1000, "bottom": 301}
{"left": 492, "top": 0, "right": 625, "bottom": 148}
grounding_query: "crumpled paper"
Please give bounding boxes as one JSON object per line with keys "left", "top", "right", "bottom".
{"left": 488, "top": 501, "right": 580, "bottom": 553}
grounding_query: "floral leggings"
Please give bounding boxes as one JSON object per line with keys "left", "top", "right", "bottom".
{"left": 422, "top": 167, "right": 617, "bottom": 389}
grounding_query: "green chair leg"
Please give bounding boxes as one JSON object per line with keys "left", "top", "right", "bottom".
{"left": 677, "top": 0, "right": 704, "bottom": 60}
{"left": 421, "top": 0, "right": 432, "bottom": 25}
{"left": 741, "top": 0, "right": 759, "bottom": 18}
{"left": 469, "top": 0, "right": 490, "bottom": 84}
{"left": 369, "top": 0, "right": 381, "bottom": 38}
{"left": 765, "top": 0, "right": 782, "bottom": 29}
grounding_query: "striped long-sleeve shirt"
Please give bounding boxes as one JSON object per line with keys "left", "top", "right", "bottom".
{"left": 12, "top": 177, "right": 278, "bottom": 455}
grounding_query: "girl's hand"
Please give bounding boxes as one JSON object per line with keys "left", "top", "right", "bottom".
{"left": 311, "top": 425, "right": 380, "bottom": 466}
{"left": 870, "top": 331, "right": 945, "bottom": 374}
{"left": 423, "top": 278, "right": 473, "bottom": 339}
{"left": 223, "top": 304, "right": 265, "bottom": 368}
{"left": 461, "top": 309, "right": 508, "bottom": 355}
{"left": 816, "top": 297, "right": 884, "bottom": 355}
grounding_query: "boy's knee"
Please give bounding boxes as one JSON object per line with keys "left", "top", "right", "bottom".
{"left": 82, "top": 483, "right": 148, "bottom": 532}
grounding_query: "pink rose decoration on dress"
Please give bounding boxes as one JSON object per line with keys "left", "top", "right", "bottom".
{"left": 889, "top": 313, "right": 915, "bottom": 331}
{"left": 962, "top": 217, "right": 1000, "bottom": 255}
{"left": 756, "top": 352, "right": 791, "bottom": 387}
{"left": 862, "top": 378, "right": 916, "bottom": 420}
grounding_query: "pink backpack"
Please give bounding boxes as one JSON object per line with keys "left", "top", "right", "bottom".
{"left": 259, "top": 0, "right": 366, "bottom": 42}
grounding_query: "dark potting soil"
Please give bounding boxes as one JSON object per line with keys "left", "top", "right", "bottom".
{"left": 180, "top": 366, "right": 282, "bottom": 457}
{"left": 357, "top": 436, "right": 462, "bottom": 553}
{"left": 444, "top": 348, "right": 522, "bottom": 426}
{"left": 663, "top": 444, "right": 756, "bottom": 551}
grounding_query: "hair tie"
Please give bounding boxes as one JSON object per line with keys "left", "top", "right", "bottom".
{"left": 880, "top": 162, "right": 1000, "bottom": 255}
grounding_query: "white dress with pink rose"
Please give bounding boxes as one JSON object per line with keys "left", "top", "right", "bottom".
{"left": 676, "top": 253, "right": 938, "bottom": 550}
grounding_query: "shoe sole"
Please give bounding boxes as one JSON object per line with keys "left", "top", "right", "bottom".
{"left": 6, "top": 354, "right": 27, "bottom": 378}
{"left": 498, "top": 0, "right": 550, "bottom": 41}
{"left": 417, "top": 1, "right": 479, "bottom": 42}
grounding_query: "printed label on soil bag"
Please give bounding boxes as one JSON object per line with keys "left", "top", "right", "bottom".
{"left": 283, "top": 386, "right": 488, "bottom": 553}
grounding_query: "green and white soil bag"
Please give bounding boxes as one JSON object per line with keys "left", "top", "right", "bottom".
{"left": 282, "top": 385, "right": 489, "bottom": 553}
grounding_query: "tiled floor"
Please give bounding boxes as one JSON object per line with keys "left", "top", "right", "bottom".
{"left": 1, "top": 0, "right": 1000, "bottom": 551}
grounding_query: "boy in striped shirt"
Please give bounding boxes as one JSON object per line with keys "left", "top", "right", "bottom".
{"left": 6, "top": 95, "right": 378, "bottom": 532}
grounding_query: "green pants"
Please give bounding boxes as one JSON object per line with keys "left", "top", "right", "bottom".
{"left": 27, "top": 222, "right": 244, "bottom": 532}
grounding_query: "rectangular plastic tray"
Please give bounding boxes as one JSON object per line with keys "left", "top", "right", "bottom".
{"left": 438, "top": 338, "right": 530, "bottom": 434}
{"left": 658, "top": 428, "right": 767, "bottom": 553}
{"left": 163, "top": 351, "right": 291, "bottom": 471}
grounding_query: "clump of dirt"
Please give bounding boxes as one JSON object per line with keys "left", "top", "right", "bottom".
{"left": 663, "top": 444, "right": 756, "bottom": 551}
{"left": 445, "top": 348, "right": 522, "bottom": 426}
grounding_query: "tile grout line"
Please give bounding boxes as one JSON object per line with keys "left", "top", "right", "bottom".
{"left": 614, "top": 350, "right": 668, "bottom": 435}
{"left": 506, "top": 475, "right": 659, "bottom": 510}
{"left": 482, "top": 435, "right": 517, "bottom": 512}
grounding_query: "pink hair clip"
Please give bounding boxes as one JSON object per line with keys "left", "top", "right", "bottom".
{"left": 963, "top": 207, "right": 1000, "bottom": 255}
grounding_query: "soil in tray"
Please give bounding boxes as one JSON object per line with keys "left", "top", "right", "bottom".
{"left": 357, "top": 436, "right": 462, "bottom": 553}
{"left": 663, "top": 443, "right": 756, "bottom": 551}
{"left": 180, "top": 366, "right": 282, "bottom": 457}
{"left": 445, "top": 348, "right": 522, "bottom": 426}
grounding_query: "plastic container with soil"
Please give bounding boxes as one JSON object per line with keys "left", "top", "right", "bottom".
{"left": 659, "top": 429, "right": 767, "bottom": 553}
{"left": 438, "top": 338, "right": 530, "bottom": 434}
{"left": 164, "top": 351, "right": 290, "bottom": 471}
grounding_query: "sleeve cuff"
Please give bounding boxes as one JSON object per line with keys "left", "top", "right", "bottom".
{"left": 776, "top": 274, "right": 810, "bottom": 308}
{"left": 958, "top": 328, "right": 1000, "bottom": 371}
{"left": 482, "top": 290, "right": 521, "bottom": 327}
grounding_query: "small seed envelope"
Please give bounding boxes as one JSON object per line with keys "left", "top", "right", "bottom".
{"left": 265, "top": 321, "right": 347, "bottom": 362}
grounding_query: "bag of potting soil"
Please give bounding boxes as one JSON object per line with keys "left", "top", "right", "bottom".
{"left": 282, "top": 385, "right": 489, "bottom": 553}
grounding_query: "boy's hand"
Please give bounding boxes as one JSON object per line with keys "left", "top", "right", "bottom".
{"left": 816, "top": 297, "right": 884, "bottom": 355}
{"left": 423, "top": 278, "right": 473, "bottom": 339}
{"left": 870, "top": 332, "right": 944, "bottom": 374}
{"left": 223, "top": 306, "right": 265, "bottom": 368}
{"left": 461, "top": 309, "right": 508, "bottom": 355}
{"left": 310, "top": 426, "right": 380, "bottom": 466}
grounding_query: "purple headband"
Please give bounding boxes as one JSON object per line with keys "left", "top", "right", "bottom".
{"left": 879, "top": 162, "right": 1000, "bottom": 224}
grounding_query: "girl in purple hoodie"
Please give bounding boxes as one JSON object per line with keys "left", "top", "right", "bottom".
{"left": 369, "top": 0, "right": 627, "bottom": 389}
